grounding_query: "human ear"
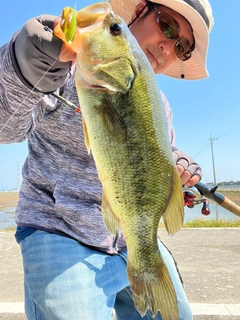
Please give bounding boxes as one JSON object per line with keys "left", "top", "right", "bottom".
{"left": 129, "top": 0, "right": 147, "bottom": 23}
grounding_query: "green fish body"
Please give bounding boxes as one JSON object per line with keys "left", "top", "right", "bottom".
{"left": 55, "top": 3, "right": 184, "bottom": 319}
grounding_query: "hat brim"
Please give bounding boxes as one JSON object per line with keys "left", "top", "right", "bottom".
{"left": 109, "top": 0, "right": 209, "bottom": 80}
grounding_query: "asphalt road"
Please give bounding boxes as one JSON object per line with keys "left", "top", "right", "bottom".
{"left": 1, "top": 228, "right": 240, "bottom": 319}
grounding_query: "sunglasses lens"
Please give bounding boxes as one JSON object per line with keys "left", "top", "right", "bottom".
{"left": 158, "top": 12, "right": 178, "bottom": 39}
{"left": 157, "top": 11, "right": 192, "bottom": 61}
{"left": 175, "top": 40, "right": 191, "bottom": 61}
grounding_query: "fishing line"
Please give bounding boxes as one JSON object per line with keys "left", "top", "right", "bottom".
{"left": 0, "top": 43, "right": 70, "bottom": 134}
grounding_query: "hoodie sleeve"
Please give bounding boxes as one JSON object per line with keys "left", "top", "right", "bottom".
{"left": 160, "top": 90, "right": 176, "bottom": 147}
{"left": 0, "top": 36, "right": 43, "bottom": 144}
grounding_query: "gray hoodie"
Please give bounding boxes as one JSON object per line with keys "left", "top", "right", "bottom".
{"left": 0, "top": 39, "right": 175, "bottom": 254}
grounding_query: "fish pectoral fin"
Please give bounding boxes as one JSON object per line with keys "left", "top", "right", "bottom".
{"left": 128, "top": 254, "right": 178, "bottom": 319}
{"left": 95, "top": 96, "right": 126, "bottom": 140}
{"left": 82, "top": 116, "right": 91, "bottom": 154}
{"left": 101, "top": 191, "right": 121, "bottom": 235}
{"left": 162, "top": 167, "right": 184, "bottom": 236}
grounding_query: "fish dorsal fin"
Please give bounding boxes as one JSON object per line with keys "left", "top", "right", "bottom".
{"left": 162, "top": 167, "right": 184, "bottom": 236}
{"left": 101, "top": 189, "right": 121, "bottom": 235}
{"left": 82, "top": 116, "right": 91, "bottom": 154}
{"left": 95, "top": 96, "right": 127, "bottom": 140}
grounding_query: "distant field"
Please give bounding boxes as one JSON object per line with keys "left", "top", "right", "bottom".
{"left": 217, "top": 188, "right": 240, "bottom": 205}
{"left": 0, "top": 189, "right": 239, "bottom": 210}
{"left": 0, "top": 191, "right": 19, "bottom": 211}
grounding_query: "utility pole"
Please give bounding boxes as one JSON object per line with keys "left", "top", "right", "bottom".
{"left": 209, "top": 135, "right": 218, "bottom": 185}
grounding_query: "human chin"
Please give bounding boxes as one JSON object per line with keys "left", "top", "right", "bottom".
{"left": 155, "top": 58, "right": 175, "bottom": 74}
{"left": 153, "top": 62, "right": 169, "bottom": 74}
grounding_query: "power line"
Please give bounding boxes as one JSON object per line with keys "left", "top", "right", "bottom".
{"left": 212, "top": 120, "right": 240, "bottom": 138}
{"left": 190, "top": 138, "right": 209, "bottom": 154}
{"left": 192, "top": 140, "right": 210, "bottom": 158}
{"left": 189, "top": 121, "right": 240, "bottom": 158}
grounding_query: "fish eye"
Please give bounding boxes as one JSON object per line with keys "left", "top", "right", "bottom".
{"left": 110, "top": 23, "right": 122, "bottom": 36}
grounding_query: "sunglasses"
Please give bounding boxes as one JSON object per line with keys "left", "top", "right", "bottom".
{"left": 155, "top": 11, "right": 194, "bottom": 61}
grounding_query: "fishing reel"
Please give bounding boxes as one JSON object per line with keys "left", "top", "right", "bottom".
{"left": 183, "top": 185, "right": 210, "bottom": 215}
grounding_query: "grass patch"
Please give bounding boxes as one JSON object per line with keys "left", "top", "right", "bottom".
{"left": 183, "top": 218, "right": 240, "bottom": 228}
{"left": 159, "top": 218, "right": 240, "bottom": 228}
{"left": 0, "top": 227, "right": 16, "bottom": 232}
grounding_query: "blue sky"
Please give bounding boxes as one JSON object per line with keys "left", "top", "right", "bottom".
{"left": 0, "top": 0, "right": 239, "bottom": 190}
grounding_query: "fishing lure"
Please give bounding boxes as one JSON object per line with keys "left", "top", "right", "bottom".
{"left": 60, "top": 7, "right": 77, "bottom": 43}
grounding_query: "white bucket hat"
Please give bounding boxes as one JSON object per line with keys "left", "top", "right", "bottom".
{"left": 109, "top": 0, "right": 214, "bottom": 80}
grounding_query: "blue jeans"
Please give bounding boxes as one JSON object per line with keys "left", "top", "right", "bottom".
{"left": 20, "top": 231, "right": 192, "bottom": 320}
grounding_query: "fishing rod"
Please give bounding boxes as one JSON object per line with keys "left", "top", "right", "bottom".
{"left": 51, "top": 92, "right": 81, "bottom": 113}
{"left": 183, "top": 182, "right": 240, "bottom": 218}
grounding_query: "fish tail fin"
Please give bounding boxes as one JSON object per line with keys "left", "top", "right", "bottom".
{"left": 128, "top": 256, "right": 178, "bottom": 319}
{"left": 163, "top": 167, "right": 184, "bottom": 235}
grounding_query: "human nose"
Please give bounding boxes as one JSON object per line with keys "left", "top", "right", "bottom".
{"left": 158, "top": 39, "right": 175, "bottom": 56}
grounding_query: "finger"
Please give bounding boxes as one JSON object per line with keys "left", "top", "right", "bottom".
{"left": 54, "top": 17, "right": 67, "bottom": 43}
{"left": 180, "top": 171, "right": 192, "bottom": 185}
{"left": 175, "top": 158, "right": 189, "bottom": 170}
{"left": 59, "top": 44, "right": 77, "bottom": 63}
{"left": 185, "top": 174, "right": 201, "bottom": 187}
{"left": 176, "top": 164, "right": 185, "bottom": 177}
{"left": 38, "top": 14, "right": 58, "bottom": 29}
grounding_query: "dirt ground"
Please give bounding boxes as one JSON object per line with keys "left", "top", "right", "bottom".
{"left": 0, "top": 189, "right": 239, "bottom": 210}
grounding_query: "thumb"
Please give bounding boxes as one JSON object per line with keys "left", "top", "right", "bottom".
{"left": 59, "top": 43, "right": 77, "bottom": 63}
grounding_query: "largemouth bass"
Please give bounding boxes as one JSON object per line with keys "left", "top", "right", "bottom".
{"left": 54, "top": 3, "right": 184, "bottom": 319}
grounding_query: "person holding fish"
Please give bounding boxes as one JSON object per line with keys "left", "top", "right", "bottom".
{"left": 0, "top": 0, "right": 213, "bottom": 319}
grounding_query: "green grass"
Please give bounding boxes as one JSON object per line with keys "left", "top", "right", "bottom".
{"left": 183, "top": 218, "right": 240, "bottom": 228}
{"left": 158, "top": 218, "right": 240, "bottom": 228}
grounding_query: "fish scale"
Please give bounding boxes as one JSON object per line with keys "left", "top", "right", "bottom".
{"left": 54, "top": 3, "right": 184, "bottom": 319}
